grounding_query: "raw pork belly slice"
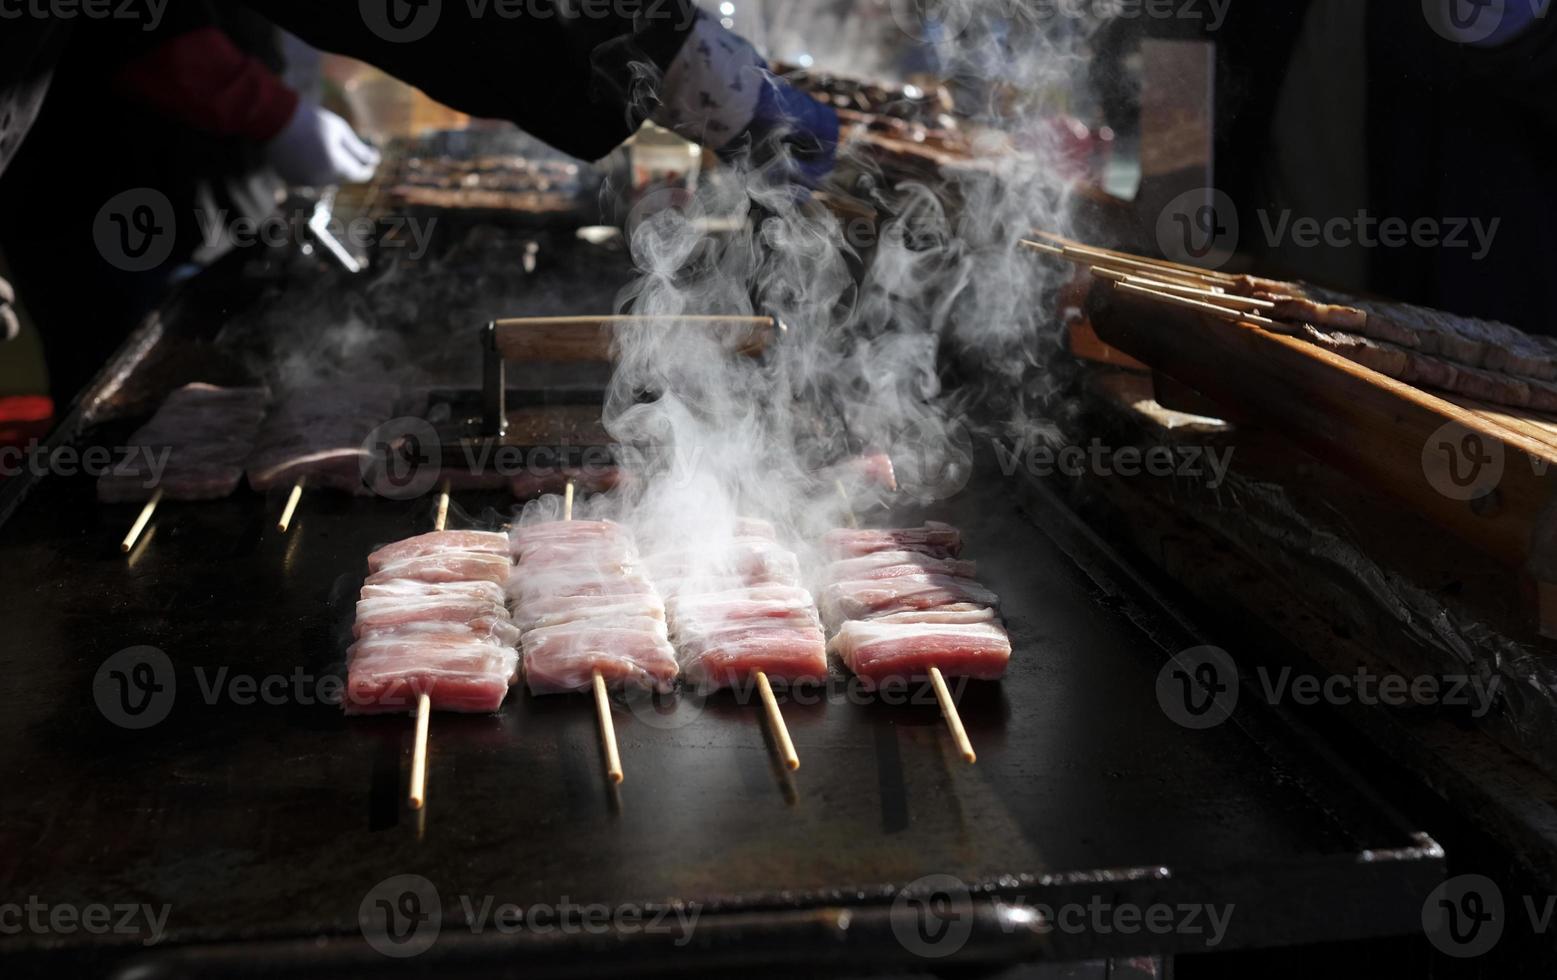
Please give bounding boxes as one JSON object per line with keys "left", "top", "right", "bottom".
{"left": 346, "top": 532, "right": 519, "bottom": 715}
{"left": 508, "top": 520, "right": 678, "bottom": 695}
{"left": 367, "top": 530, "right": 511, "bottom": 572}
{"left": 829, "top": 621, "right": 1011, "bottom": 686}
{"left": 98, "top": 383, "right": 270, "bottom": 502}
{"left": 652, "top": 530, "right": 827, "bottom": 691}
{"left": 821, "top": 524, "right": 1010, "bottom": 685}
{"left": 823, "top": 550, "right": 976, "bottom": 583}
{"left": 245, "top": 384, "right": 404, "bottom": 494}
{"left": 822, "top": 521, "right": 962, "bottom": 559}
{"left": 366, "top": 551, "right": 513, "bottom": 586}
{"left": 820, "top": 574, "right": 999, "bottom": 625}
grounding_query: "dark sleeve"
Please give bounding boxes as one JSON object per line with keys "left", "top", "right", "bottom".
{"left": 240, "top": 0, "right": 700, "bottom": 161}
{"left": 115, "top": 26, "right": 299, "bottom": 142}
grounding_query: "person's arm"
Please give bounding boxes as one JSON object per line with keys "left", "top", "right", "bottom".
{"left": 238, "top": 0, "right": 836, "bottom": 180}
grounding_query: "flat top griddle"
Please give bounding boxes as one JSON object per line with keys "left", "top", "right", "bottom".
{"left": 0, "top": 444, "right": 1440, "bottom": 977}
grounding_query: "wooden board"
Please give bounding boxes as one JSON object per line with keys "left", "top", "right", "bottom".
{"left": 492, "top": 315, "right": 779, "bottom": 363}
{"left": 1090, "top": 285, "right": 1557, "bottom": 637}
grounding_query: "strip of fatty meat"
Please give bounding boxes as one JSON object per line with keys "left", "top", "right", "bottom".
{"left": 820, "top": 574, "right": 999, "bottom": 625}
{"left": 822, "top": 521, "right": 962, "bottom": 560}
{"left": 828, "top": 621, "right": 1011, "bottom": 687}
{"left": 366, "top": 530, "right": 511, "bottom": 572}
{"left": 822, "top": 550, "right": 976, "bottom": 583}
{"left": 347, "top": 532, "right": 519, "bottom": 714}
{"left": 508, "top": 520, "right": 678, "bottom": 695}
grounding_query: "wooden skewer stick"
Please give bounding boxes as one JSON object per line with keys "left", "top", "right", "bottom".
{"left": 929, "top": 666, "right": 976, "bottom": 764}
{"left": 1113, "top": 281, "right": 1287, "bottom": 332}
{"left": 1091, "top": 268, "right": 1275, "bottom": 312}
{"left": 562, "top": 478, "right": 624, "bottom": 784}
{"left": 433, "top": 484, "right": 451, "bottom": 532}
{"left": 121, "top": 488, "right": 163, "bottom": 554}
{"left": 593, "top": 671, "right": 624, "bottom": 784}
{"left": 277, "top": 478, "right": 305, "bottom": 533}
{"left": 1028, "top": 230, "right": 1240, "bottom": 284}
{"left": 757, "top": 671, "right": 800, "bottom": 771}
{"left": 1022, "top": 239, "right": 1235, "bottom": 289}
{"left": 409, "top": 692, "right": 431, "bottom": 809}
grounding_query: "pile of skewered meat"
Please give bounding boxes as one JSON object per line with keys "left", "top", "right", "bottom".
{"left": 385, "top": 155, "right": 586, "bottom": 212}
{"left": 649, "top": 518, "right": 828, "bottom": 692}
{"left": 1229, "top": 277, "right": 1557, "bottom": 412}
{"left": 347, "top": 531, "right": 518, "bottom": 713}
{"left": 820, "top": 523, "right": 1011, "bottom": 686}
{"left": 98, "top": 383, "right": 270, "bottom": 503}
{"left": 508, "top": 520, "right": 679, "bottom": 695}
{"left": 774, "top": 63, "right": 956, "bottom": 131}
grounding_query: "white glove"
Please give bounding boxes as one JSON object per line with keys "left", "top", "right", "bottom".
{"left": 265, "top": 102, "right": 381, "bottom": 186}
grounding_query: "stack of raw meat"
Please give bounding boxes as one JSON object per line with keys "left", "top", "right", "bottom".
{"left": 649, "top": 518, "right": 828, "bottom": 692}
{"left": 508, "top": 520, "right": 678, "bottom": 695}
{"left": 345, "top": 530, "right": 518, "bottom": 714}
{"left": 246, "top": 384, "right": 410, "bottom": 495}
{"left": 97, "top": 383, "right": 271, "bottom": 502}
{"left": 821, "top": 522, "right": 1011, "bottom": 687}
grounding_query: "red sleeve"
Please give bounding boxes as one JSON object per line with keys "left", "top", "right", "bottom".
{"left": 113, "top": 26, "right": 299, "bottom": 143}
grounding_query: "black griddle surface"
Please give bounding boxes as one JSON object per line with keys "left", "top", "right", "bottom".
{"left": 0, "top": 451, "right": 1440, "bottom": 976}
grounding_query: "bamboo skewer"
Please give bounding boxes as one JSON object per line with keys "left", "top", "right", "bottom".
{"left": 593, "top": 671, "right": 624, "bottom": 784}
{"left": 1091, "top": 268, "right": 1276, "bottom": 312}
{"left": 1022, "top": 239, "right": 1237, "bottom": 291}
{"left": 1113, "top": 281, "right": 1285, "bottom": 332}
{"left": 277, "top": 478, "right": 305, "bottom": 533}
{"left": 563, "top": 479, "right": 626, "bottom": 784}
{"left": 757, "top": 671, "right": 800, "bottom": 771}
{"left": 929, "top": 666, "right": 976, "bottom": 764}
{"left": 121, "top": 488, "right": 163, "bottom": 554}
{"left": 433, "top": 483, "right": 451, "bottom": 532}
{"left": 409, "top": 692, "right": 431, "bottom": 809}
{"left": 1028, "top": 230, "right": 1240, "bottom": 284}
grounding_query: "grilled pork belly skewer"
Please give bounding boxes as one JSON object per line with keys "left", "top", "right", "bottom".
{"left": 348, "top": 529, "right": 518, "bottom": 810}
{"left": 822, "top": 523, "right": 1007, "bottom": 764}
{"left": 510, "top": 498, "right": 676, "bottom": 787}
{"left": 649, "top": 520, "right": 819, "bottom": 774}
{"left": 565, "top": 480, "right": 626, "bottom": 785}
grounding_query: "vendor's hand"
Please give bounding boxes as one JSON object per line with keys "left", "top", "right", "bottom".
{"left": 265, "top": 102, "right": 381, "bottom": 187}
{"left": 1, "top": 275, "right": 18, "bottom": 342}
{"left": 723, "top": 75, "right": 840, "bottom": 189}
